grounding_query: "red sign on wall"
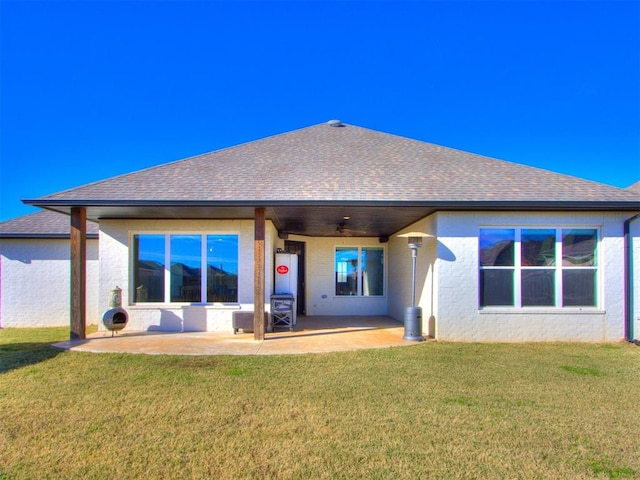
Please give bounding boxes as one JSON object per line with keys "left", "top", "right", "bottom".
{"left": 276, "top": 265, "right": 289, "bottom": 275}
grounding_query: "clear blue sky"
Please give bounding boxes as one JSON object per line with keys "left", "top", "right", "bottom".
{"left": 1, "top": 0, "right": 638, "bottom": 222}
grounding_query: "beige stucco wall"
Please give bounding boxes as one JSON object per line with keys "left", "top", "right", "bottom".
{"left": 0, "top": 237, "right": 99, "bottom": 327}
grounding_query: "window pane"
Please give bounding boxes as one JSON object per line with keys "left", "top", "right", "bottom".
{"left": 207, "top": 235, "right": 238, "bottom": 302}
{"left": 521, "top": 270, "right": 555, "bottom": 306}
{"left": 480, "top": 269, "right": 514, "bottom": 306}
{"left": 362, "top": 247, "right": 384, "bottom": 296}
{"left": 562, "top": 229, "right": 597, "bottom": 266}
{"left": 563, "top": 270, "right": 596, "bottom": 306}
{"left": 336, "top": 247, "right": 358, "bottom": 296}
{"left": 170, "top": 235, "right": 202, "bottom": 302}
{"left": 480, "top": 229, "right": 515, "bottom": 266}
{"left": 133, "top": 234, "right": 165, "bottom": 302}
{"left": 522, "top": 229, "right": 555, "bottom": 266}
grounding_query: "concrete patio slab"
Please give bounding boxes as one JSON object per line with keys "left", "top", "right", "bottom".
{"left": 53, "top": 316, "right": 422, "bottom": 355}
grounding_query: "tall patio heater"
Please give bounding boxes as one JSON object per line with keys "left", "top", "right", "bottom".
{"left": 398, "top": 232, "right": 433, "bottom": 341}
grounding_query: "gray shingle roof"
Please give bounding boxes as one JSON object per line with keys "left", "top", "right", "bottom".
{"left": 28, "top": 122, "right": 640, "bottom": 205}
{"left": 627, "top": 181, "right": 640, "bottom": 194}
{"left": 0, "top": 210, "right": 99, "bottom": 238}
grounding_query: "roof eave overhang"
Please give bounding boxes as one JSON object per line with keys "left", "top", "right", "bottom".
{"left": 0, "top": 233, "right": 99, "bottom": 239}
{"left": 23, "top": 198, "right": 640, "bottom": 212}
{"left": 21, "top": 198, "right": 639, "bottom": 238}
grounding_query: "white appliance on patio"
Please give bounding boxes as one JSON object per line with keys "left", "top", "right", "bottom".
{"left": 274, "top": 252, "right": 298, "bottom": 325}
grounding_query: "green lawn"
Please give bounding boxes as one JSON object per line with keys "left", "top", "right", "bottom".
{"left": 1, "top": 327, "right": 639, "bottom": 479}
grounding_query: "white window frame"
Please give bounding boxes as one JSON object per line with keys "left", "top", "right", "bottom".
{"left": 479, "top": 227, "right": 600, "bottom": 309}
{"left": 131, "top": 232, "right": 239, "bottom": 305}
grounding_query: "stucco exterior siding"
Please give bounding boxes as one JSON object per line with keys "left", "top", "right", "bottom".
{"left": 432, "top": 211, "right": 628, "bottom": 342}
{"left": 0, "top": 238, "right": 99, "bottom": 327}
{"left": 99, "top": 219, "right": 276, "bottom": 332}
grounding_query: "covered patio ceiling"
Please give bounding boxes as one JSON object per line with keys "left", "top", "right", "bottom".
{"left": 34, "top": 197, "right": 638, "bottom": 238}
{"left": 268, "top": 204, "right": 438, "bottom": 237}
{"left": 38, "top": 202, "right": 439, "bottom": 238}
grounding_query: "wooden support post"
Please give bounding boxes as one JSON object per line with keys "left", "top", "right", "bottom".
{"left": 254, "top": 208, "right": 266, "bottom": 341}
{"left": 70, "top": 207, "right": 87, "bottom": 340}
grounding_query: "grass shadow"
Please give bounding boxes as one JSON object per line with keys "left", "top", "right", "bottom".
{"left": 0, "top": 326, "right": 98, "bottom": 374}
{"left": 0, "top": 341, "right": 65, "bottom": 374}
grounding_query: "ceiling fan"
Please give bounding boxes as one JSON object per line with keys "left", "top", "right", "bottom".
{"left": 336, "top": 221, "right": 367, "bottom": 237}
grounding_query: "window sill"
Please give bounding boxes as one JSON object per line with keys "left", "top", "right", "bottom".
{"left": 333, "top": 295, "right": 387, "bottom": 299}
{"left": 479, "top": 307, "right": 605, "bottom": 315}
{"left": 129, "top": 303, "right": 241, "bottom": 310}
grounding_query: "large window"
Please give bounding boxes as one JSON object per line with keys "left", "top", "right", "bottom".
{"left": 133, "top": 234, "right": 238, "bottom": 303}
{"left": 132, "top": 234, "right": 165, "bottom": 302}
{"left": 335, "top": 246, "right": 384, "bottom": 296}
{"left": 479, "top": 228, "right": 598, "bottom": 308}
